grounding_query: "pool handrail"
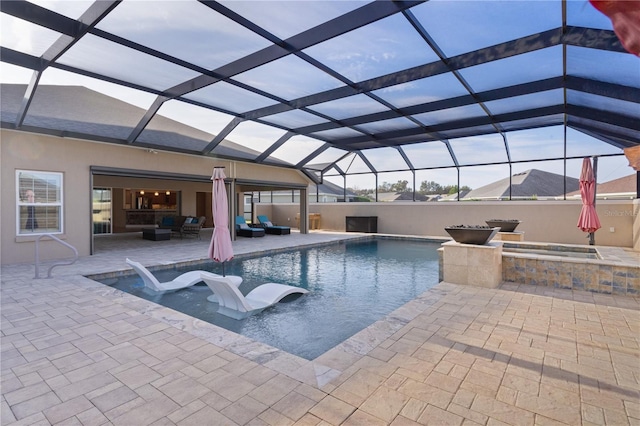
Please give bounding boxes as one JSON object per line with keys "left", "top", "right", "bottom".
{"left": 34, "top": 233, "right": 78, "bottom": 279}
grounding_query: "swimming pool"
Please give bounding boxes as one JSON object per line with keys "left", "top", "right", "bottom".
{"left": 96, "top": 239, "right": 441, "bottom": 360}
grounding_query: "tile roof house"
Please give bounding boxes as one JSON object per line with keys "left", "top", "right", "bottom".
{"left": 376, "top": 192, "right": 430, "bottom": 202}
{"left": 566, "top": 174, "right": 638, "bottom": 200}
{"left": 0, "top": 84, "right": 274, "bottom": 162}
{"left": 309, "top": 181, "right": 358, "bottom": 202}
{"left": 252, "top": 180, "right": 358, "bottom": 203}
{"left": 462, "top": 169, "right": 580, "bottom": 200}
{"left": 437, "top": 190, "right": 471, "bottom": 202}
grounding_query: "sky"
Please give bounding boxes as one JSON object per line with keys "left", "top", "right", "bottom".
{"left": 1, "top": 0, "right": 636, "bottom": 192}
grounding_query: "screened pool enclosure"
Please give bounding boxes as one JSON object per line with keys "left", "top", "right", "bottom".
{"left": 1, "top": 0, "right": 638, "bottom": 195}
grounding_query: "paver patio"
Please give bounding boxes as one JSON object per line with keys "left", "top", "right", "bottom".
{"left": 2, "top": 231, "right": 638, "bottom": 425}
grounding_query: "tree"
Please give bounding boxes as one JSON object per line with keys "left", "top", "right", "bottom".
{"left": 377, "top": 182, "right": 393, "bottom": 192}
{"left": 419, "top": 180, "right": 443, "bottom": 194}
{"left": 369, "top": 181, "right": 471, "bottom": 194}
{"left": 391, "top": 180, "right": 411, "bottom": 193}
{"left": 377, "top": 180, "right": 412, "bottom": 192}
{"left": 348, "top": 187, "right": 372, "bottom": 197}
{"left": 352, "top": 196, "right": 371, "bottom": 202}
{"left": 445, "top": 185, "right": 471, "bottom": 194}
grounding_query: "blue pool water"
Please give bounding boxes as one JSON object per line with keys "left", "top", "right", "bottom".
{"left": 97, "top": 239, "right": 441, "bottom": 360}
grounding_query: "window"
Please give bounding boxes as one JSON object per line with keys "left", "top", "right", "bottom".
{"left": 16, "top": 170, "right": 63, "bottom": 235}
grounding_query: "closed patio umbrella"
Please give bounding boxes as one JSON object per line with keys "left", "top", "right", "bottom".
{"left": 208, "top": 166, "right": 233, "bottom": 275}
{"left": 577, "top": 157, "right": 601, "bottom": 245}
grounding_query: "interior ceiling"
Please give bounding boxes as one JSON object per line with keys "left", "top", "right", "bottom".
{"left": 1, "top": 0, "right": 639, "bottom": 184}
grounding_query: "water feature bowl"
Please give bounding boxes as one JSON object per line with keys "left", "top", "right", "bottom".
{"left": 445, "top": 225, "right": 500, "bottom": 245}
{"left": 485, "top": 219, "right": 521, "bottom": 232}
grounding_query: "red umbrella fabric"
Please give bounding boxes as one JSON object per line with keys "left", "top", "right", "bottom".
{"left": 577, "top": 157, "right": 601, "bottom": 234}
{"left": 208, "top": 167, "right": 233, "bottom": 274}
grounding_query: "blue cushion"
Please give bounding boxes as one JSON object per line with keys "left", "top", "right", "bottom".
{"left": 162, "top": 217, "right": 174, "bottom": 226}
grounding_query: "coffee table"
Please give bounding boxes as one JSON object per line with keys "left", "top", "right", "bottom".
{"left": 142, "top": 228, "right": 171, "bottom": 241}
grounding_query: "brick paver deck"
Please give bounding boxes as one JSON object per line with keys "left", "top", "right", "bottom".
{"left": 2, "top": 231, "right": 638, "bottom": 425}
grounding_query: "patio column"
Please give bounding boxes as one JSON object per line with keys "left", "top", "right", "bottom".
{"left": 299, "top": 187, "right": 309, "bottom": 234}
{"left": 230, "top": 179, "right": 237, "bottom": 241}
{"left": 634, "top": 199, "right": 640, "bottom": 252}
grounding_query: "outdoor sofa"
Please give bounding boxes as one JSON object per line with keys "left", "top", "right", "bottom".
{"left": 159, "top": 215, "right": 205, "bottom": 239}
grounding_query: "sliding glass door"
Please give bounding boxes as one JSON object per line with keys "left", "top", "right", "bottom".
{"left": 92, "top": 187, "right": 112, "bottom": 234}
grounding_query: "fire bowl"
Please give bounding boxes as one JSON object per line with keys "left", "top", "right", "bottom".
{"left": 445, "top": 226, "right": 500, "bottom": 245}
{"left": 485, "top": 219, "right": 521, "bottom": 232}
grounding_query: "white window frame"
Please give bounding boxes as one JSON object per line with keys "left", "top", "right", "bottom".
{"left": 16, "top": 170, "right": 64, "bottom": 236}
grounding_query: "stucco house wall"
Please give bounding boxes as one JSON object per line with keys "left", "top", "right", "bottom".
{"left": 1, "top": 130, "right": 308, "bottom": 265}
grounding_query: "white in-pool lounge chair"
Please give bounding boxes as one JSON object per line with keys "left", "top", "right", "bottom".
{"left": 126, "top": 258, "right": 242, "bottom": 292}
{"left": 200, "top": 274, "right": 308, "bottom": 319}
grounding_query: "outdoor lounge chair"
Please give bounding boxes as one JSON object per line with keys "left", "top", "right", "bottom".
{"left": 257, "top": 215, "right": 291, "bottom": 235}
{"left": 126, "top": 258, "right": 242, "bottom": 292}
{"left": 200, "top": 274, "right": 308, "bottom": 319}
{"left": 181, "top": 216, "right": 206, "bottom": 239}
{"left": 235, "top": 216, "right": 265, "bottom": 238}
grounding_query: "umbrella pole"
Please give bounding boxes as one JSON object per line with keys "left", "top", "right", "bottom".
{"left": 591, "top": 157, "right": 598, "bottom": 246}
